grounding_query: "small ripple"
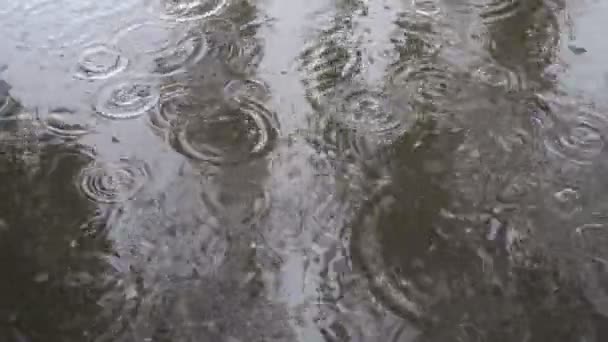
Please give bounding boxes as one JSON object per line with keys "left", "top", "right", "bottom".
{"left": 388, "top": 60, "right": 455, "bottom": 109}
{"left": 330, "top": 88, "right": 411, "bottom": 144}
{"left": 413, "top": 0, "right": 442, "bottom": 17}
{"left": 474, "top": 0, "right": 522, "bottom": 24}
{"left": 470, "top": 59, "right": 524, "bottom": 91}
{"left": 540, "top": 96, "right": 608, "bottom": 165}
{"left": 147, "top": 0, "right": 229, "bottom": 22}
{"left": 5, "top": 0, "right": 140, "bottom": 52}
{"left": 94, "top": 78, "right": 160, "bottom": 120}
{"left": 74, "top": 45, "right": 128, "bottom": 80}
{"left": 223, "top": 79, "right": 271, "bottom": 104}
{"left": 35, "top": 107, "right": 96, "bottom": 139}
{"left": 203, "top": 181, "right": 270, "bottom": 225}
{"left": 171, "top": 98, "right": 278, "bottom": 165}
{"left": 78, "top": 159, "right": 150, "bottom": 203}
{"left": 113, "top": 21, "right": 207, "bottom": 76}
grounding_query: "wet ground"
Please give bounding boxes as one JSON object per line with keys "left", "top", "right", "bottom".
{"left": 1, "top": 0, "right": 608, "bottom": 341}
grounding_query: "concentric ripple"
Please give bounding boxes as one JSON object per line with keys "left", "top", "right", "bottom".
{"left": 330, "top": 88, "right": 412, "bottom": 144}
{"left": 113, "top": 22, "right": 207, "bottom": 76}
{"left": 74, "top": 45, "right": 127, "bottom": 80}
{"left": 35, "top": 107, "right": 96, "bottom": 139}
{"left": 94, "top": 78, "right": 160, "bottom": 120}
{"left": 78, "top": 159, "right": 150, "bottom": 203}
{"left": 172, "top": 98, "right": 278, "bottom": 165}
{"left": 540, "top": 95, "right": 608, "bottom": 165}
{"left": 147, "top": 0, "right": 229, "bottom": 22}
{"left": 148, "top": 83, "right": 193, "bottom": 131}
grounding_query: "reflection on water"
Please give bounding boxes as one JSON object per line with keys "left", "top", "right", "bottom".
{"left": 2, "top": 0, "right": 608, "bottom": 341}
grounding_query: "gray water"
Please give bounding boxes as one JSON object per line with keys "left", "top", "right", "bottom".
{"left": 1, "top": 0, "right": 608, "bottom": 341}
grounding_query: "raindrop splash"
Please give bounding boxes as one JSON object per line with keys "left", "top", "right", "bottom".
{"left": 74, "top": 45, "right": 128, "bottom": 80}
{"left": 172, "top": 98, "right": 278, "bottom": 165}
{"left": 78, "top": 159, "right": 150, "bottom": 203}
{"left": 94, "top": 78, "right": 160, "bottom": 120}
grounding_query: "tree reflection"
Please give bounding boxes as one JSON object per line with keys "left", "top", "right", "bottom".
{"left": 0, "top": 98, "right": 111, "bottom": 342}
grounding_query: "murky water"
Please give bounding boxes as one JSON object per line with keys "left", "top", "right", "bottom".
{"left": 1, "top": 0, "right": 608, "bottom": 341}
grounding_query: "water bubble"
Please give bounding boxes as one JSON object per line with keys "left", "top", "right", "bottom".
{"left": 36, "top": 107, "right": 96, "bottom": 138}
{"left": 78, "top": 159, "right": 150, "bottom": 203}
{"left": 74, "top": 45, "right": 127, "bottom": 80}
{"left": 172, "top": 98, "right": 278, "bottom": 165}
{"left": 148, "top": 0, "right": 229, "bottom": 22}
{"left": 94, "top": 78, "right": 160, "bottom": 120}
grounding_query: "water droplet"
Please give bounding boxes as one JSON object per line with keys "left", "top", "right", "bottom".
{"left": 94, "top": 78, "right": 160, "bottom": 120}
{"left": 172, "top": 98, "right": 278, "bottom": 165}
{"left": 78, "top": 159, "right": 150, "bottom": 203}
{"left": 74, "top": 45, "right": 127, "bottom": 80}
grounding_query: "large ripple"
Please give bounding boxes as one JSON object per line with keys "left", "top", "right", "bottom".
{"left": 171, "top": 98, "right": 278, "bottom": 165}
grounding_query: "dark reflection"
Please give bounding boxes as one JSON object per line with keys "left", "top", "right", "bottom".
{"left": 0, "top": 118, "right": 111, "bottom": 341}
{"left": 299, "top": 0, "right": 608, "bottom": 341}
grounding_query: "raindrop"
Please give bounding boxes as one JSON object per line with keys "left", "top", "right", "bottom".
{"left": 74, "top": 45, "right": 127, "bottom": 80}
{"left": 94, "top": 78, "right": 160, "bottom": 120}
{"left": 171, "top": 98, "right": 278, "bottom": 165}
{"left": 78, "top": 159, "right": 150, "bottom": 203}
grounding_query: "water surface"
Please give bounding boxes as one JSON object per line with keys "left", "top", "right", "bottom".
{"left": 1, "top": 0, "right": 608, "bottom": 341}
